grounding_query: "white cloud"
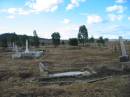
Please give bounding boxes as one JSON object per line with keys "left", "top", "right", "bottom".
{"left": 7, "top": 8, "right": 17, "bottom": 14}
{"left": 128, "top": 17, "right": 130, "bottom": 21}
{"left": 87, "top": 15, "right": 103, "bottom": 24}
{"left": 2, "top": 0, "right": 63, "bottom": 17}
{"left": 108, "top": 14, "right": 123, "bottom": 21}
{"left": 2, "top": 8, "right": 31, "bottom": 16}
{"left": 87, "top": 23, "right": 130, "bottom": 39}
{"left": 66, "top": 0, "right": 86, "bottom": 10}
{"left": 17, "top": 8, "right": 31, "bottom": 15}
{"left": 7, "top": 15, "right": 15, "bottom": 19}
{"left": 50, "top": 6, "right": 58, "bottom": 12}
{"left": 26, "top": 0, "right": 63, "bottom": 12}
{"left": 55, "top": 24, "right": 79, "bottom": 39}
{"left": 63, "top": 18, "right": 71, "bottom": 24}
{"left": 115, "top": 0, "right": 127, "bottom": 3}
{"left": 106, "top": 5, "right": 126, "bottom": 13}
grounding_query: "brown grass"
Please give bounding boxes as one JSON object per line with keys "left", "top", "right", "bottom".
{"left": 0, "top": 43, "right": 130, "bottom": 97}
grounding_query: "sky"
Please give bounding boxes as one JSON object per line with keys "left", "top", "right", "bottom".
{"left": 0, "top": 0, "right": 130, "bottom": 39}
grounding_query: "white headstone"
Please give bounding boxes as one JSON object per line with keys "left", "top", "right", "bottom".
{"left": 12, "top": 42, "right": 18, "bottom": 52}
{"left": 119, "top": 36, "right": 127, "bottom": 56}
{"left": 25, "top": 40, "right": 29, "bottom": 53}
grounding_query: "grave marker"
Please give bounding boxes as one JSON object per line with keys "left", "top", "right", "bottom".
{"left": 119, "top": 36, "right": 129, "bottom": 62}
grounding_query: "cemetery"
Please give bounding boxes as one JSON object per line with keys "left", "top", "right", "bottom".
{"left": 0, "top": 0, "right": 130, "bottom": 96}
{"left": 0, "top": 29, "right": 130, "bottom": 97}
{"left": 0, "top": 33, "right": 130, "bottom": 97}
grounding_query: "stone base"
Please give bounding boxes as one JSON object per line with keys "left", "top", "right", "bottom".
{"left": 12, "top": 51, "right": 43, "bottom": 59}
{"left": 120, "top": 55, "right": 129, "bottom": 62}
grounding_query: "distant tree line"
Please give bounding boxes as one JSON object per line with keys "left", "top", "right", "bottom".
{"left": 0, "top": 30, "right": 40, "bottom": 48}
{"left": 51, "top": 25, "right": 109, "bottom": 47}
{"left": 69, "top": 38, "right": 78, "bottom": 46}
{"left": 0, "top": 26, "right": 109, "bottom": 48}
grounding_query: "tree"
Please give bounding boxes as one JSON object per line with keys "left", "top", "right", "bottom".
{"left": 97, "top": 36, "right": 105, "bottom": 46}
{"left": 61, "top": 41, "right": 65, "bottom": 45}
{"left": 8, "top": 32, "right": 18, "bottom": 46}
{"left": 8, "top": 33, "right": 17, "bottom": 43}
{"left": 51, "top": 32, "right": 60, "bottom": 47}
{"left": 0, "top": 33, "right": 18, "bottom": 48}
{"left": 18, "top": 35, "right": 28, "bottom": 47}
{"left": 69, "top": 38, "right": 78, "bottom": 46}
{"left": 88, "top": 36, "right": 95, "bottom": 43}
{"left": 78, "top": 25, "right": 88, "bottom": 46}
{"left": 104, "top": 38, "right": 109, "bottom": 42}
{"left": 1, "top": 37, "right": 7, "bottom": 48}
{"left": 33, "top": 30, "right": 40, "bottom": 47}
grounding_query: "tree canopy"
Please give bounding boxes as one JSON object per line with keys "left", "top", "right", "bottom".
{"left": 88, "top": 36, "right": 95, "bottom": 43}
{"left": 78, "top": 25, "right": 88, "bottom": 45}
{"left": 69, "top": 38, "right": 78, "bottom": 46}
{"left": 33, "top": 30, "right": 40, "bottom": 47}
{"left": 51, "top": 32, "right": 60, "bottom": 47}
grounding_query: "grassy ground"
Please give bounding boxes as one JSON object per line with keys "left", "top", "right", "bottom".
{"left": 0, "top": 75, "right": 129, "bottom": 97}
{"left": 0, "top": 43, "right": 130, "bottom": 97}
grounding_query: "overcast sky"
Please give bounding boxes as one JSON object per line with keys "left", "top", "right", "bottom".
{"left": 0, "top": 0, "right": 130, "bottom": 39}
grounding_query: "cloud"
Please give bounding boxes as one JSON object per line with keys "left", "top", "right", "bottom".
{"left": 66, "top": 0, "right": 86, "bottom": 10}
{"left": 26, "top": 0, "right": 63, "bottom": 12}
{"left": 1, "top": 0, "right": 63, "bottom": 17}
{"left": 87, "top": 15, "right": 103, "bottom": 25}
{"left": 108, "top": 14, "right": 123, "bottom": 21}
{"left": 62, "top": 18, "right": 71, "bottom": 24}
{"left": 87, "top": 23, "right": 130, "bottom": 39}
{"left": 115, "top": 0, "right": 127, "bottom": 3}
{"left": 17, "top": 8, "right": 31, "bottom": 15}
{"left": 128, "top": 17, "right": 130, "bottom": 21}
{"left": 7, "top": 8, "right": 17, "bottom": 14}
{"left": 55, "top": 24, "right": 80, "bottom": 39}
{"left": 7, "top": 15, "right": 15, "bottom": 19}
{"left": 106, "top": 5, "right": 126, "bottom": 13}
{"left": 2, "top": 8, "right": 31, "bottom": 16}
{"left": 100, "top": 24, "right": 130, "bottom": 38}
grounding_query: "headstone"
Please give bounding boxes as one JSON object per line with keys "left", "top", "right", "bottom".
{"left": 15, "top": 45, "right": 18, "bottom": 53}
{"left": 39, "top": 62, "right": 48, "bottom": 77}
{"left": 12, "top": 42, "right": 17, "bottom": 52}
{"left": 12, "top": 42, "right": 15, "bottom": 51}
{"left": 119, "top": 36, "right": 129, "bottom": 62}
{"left": 25, "top": 40, "right": 29, "bottom": 53}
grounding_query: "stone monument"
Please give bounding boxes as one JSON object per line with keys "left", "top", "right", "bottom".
{"left": 119, "top": 36, "right": 129, "bottom": 62}
{"left": 25, "top": 40, "right": 29, "bottom": 53}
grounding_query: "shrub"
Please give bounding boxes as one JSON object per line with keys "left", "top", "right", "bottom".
{"left": 69, "top": 38, "right": 78, "bottom": 46}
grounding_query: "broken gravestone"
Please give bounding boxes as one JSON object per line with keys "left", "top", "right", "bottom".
{"left": 39, "top": 62, "right": 48, "bottom": 77}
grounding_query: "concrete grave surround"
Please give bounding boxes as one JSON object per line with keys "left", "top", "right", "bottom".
{"left": 12, "top": 40, "right": 43, "bottom": 59}
{"left": 39, "top": 62, "right": 95, "bottom": 78}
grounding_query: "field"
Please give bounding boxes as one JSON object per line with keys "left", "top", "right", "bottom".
{"left": 0, "top": 43, "right": 130, "bottom": 97}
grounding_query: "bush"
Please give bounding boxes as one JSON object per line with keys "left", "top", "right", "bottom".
{"left": 69, "top": 38, "right": 78, "bottom": 46}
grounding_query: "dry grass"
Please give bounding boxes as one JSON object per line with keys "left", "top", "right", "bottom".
{"left": 0, "top": 75, "right": 129, "bottom": 97}
{"left": 0, "top": 43, "right": 130, "bottom": 97}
